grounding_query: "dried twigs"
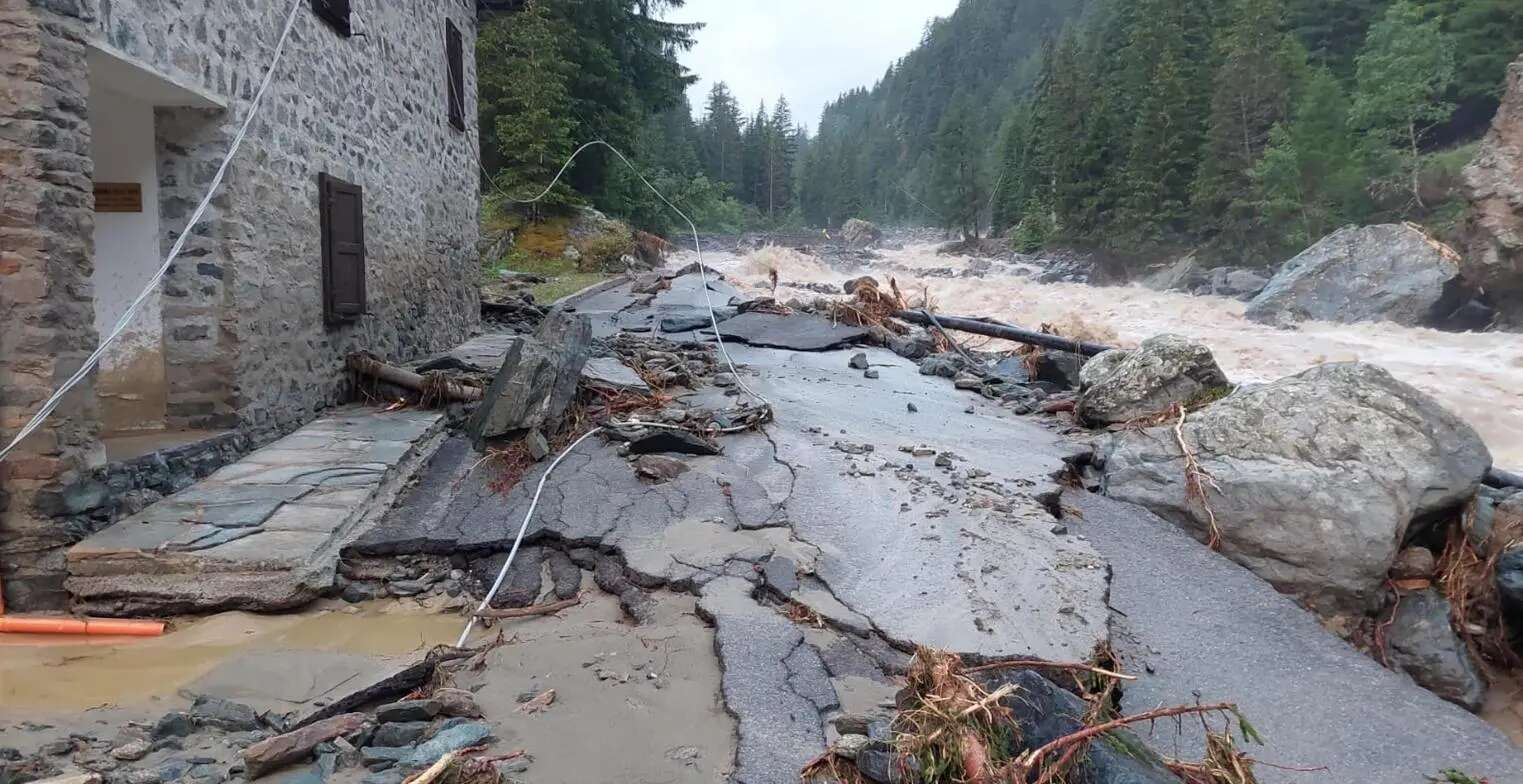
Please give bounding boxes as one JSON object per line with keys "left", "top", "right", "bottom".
{"left": 1173, "top": 403, "right": 1224, "bottom": 550}
{"left": 474, "top": 596, "right": 580, "bottom": 620}
{"left": 964, "top": 659, "right": 1137, "bottom": 682}
{"left": 1436, "top": 500, "right": 1523, "bottom": 669}
{"left": 1014, "top": 702, "right": 1252, "bottom": 784}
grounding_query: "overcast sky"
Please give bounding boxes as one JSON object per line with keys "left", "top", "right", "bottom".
{"left": 670, "top": 0, "right": 962, "bottom": 133}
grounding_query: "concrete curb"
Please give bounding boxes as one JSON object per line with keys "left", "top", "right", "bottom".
{"left": 552, "top": 274, "right": 629, "bottom": 310}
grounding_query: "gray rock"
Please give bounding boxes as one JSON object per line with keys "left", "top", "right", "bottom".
{"left": 471, "top": 548, "right": 544, "bottom": 609}
{"left": 360, "top": 771, "right": 407, "bottom": 784}
{"left": 361, "top": 746, "right": 413, "bottom": 771}
{"left": 887, "top": 333, "right": 936, "bottom": 361}
{"left": 1077, "top": 335, "right": 1231, "bottom": 425}
{"left": 341, "top": 582, "right": 381, "bottom": 604}
{"left": 153, "top": 713, "right": 196, "bottom": 740}
{"left": 848, "top": 353, "right": 870, "bottom": 370}
{"left": 864, "top": 368, "right": 880, "bottom": 380}
{"left": 466, "top": 309, "right": 593, "bottom": 447}
{"left": 841, "top": 219, "right": 884, "bottom": 249}
{"left": 190, "top": 696, "right": 261, "bottom": 732}
{"left": 1497, "top": 546, "right": 1523, "bottom": 622}
{"left": 580, "top": 357, "right": 651, "bottom": 395}
{"left": 1141, "top": 253, "right": 1204, "bottom": 292}
{"left": 1387, "top": 590, "right": 1488, "bottom": 711}
{"left": 1100, "top": 362, "right": 1491, "bottom": 612}
{"left": 1206, "top": 266, "right": 1269, "bottom": 300}
{"left": 633, "top": 455, "right": 689, "bottom": 483}
{"left": 917, "top": 354, "right": 964, "bottom": 378}
{"left": 373, "top": 700, "right": 441, "bottom": 724}
{"left": 524, "top": 430, "right": 551, "bottom": 462}
{"left": 1462, "top": 57, "right": 1523, "bottom": 323}
{"left": 855, "top": 749, "right": 919, "bottom": 784}
{"left": 432, "top": 689, "right": 483, "bottom": 720}
{"left": 1246, "top": 224, "right": 1465, "bottom": 327}
{"left": 979, "top": 670, "right": 1178, "bottom": 783}
{"left": 111, "top": 739, "right": 152, "bottom": 762}
{"left": 402, "top": 724, "right": 494, "bottom": 767}
{"left": 369, "top": 722, "right": 429, "bottom": 748}
{"left": 544, "top": 551, "right": 581, "bottom": 600}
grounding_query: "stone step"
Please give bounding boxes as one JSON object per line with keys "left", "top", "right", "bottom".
{"left": 66, "top": 406, "right": 446, "bottom": 616}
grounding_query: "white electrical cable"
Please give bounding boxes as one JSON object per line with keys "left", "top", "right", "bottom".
{"left": 456, "top": 426, "right": 603, "bottom": 647}
{"left": 0, "top": 0, "right": 308, "bottom": 465}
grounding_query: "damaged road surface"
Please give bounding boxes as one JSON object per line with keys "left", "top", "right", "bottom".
{"left": 349, "top": 270, "right": 1523, "bottom": 783}
{"left": 10, "top": 269, "right": 1523, "bottom": 784}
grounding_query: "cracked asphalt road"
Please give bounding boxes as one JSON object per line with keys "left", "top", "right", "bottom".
{"left": 355, "top": 278, "right": 1523, "bottom": 784}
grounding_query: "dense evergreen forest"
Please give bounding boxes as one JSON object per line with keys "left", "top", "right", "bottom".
{"left": 802, "top": 0, "right": 1523, "bottom": 263}
{"left": 477, "top": 0, "right": 810, "bottom": 237}
{"left": 477, "top": 0, "right": 1522, "bottom": 264}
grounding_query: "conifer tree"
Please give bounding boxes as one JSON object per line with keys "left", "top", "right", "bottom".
{"left": 1193, "top": 0, "right": 1306, "bottom": 247}
{"left": 931, "top": 96, "right": 984, "bottom": 238}
{"left": 479, "top": 0, "right": 576, "bottom": 211}
{"left": 1352, "top": 0, "right": 1456, "bottom": 209}
{"left": 698, "top": 83, "right": 744, "bottom": 195}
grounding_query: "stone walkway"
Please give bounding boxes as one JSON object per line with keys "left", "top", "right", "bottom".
{"left": 67, "top": 406, "right": 445, "bottom": 615}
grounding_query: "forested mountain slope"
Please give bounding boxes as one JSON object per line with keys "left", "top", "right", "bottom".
{"left": 800, "top": 0, "right": 1523, "bottom": 265}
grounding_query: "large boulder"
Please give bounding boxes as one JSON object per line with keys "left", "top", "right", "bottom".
{"left": 1386, "top": 589, "right": 1487, "bottom": 712}
{"left": 1245, "top": 224, "right": 1465, "bottom": 327}
{"left": 1077, "top": 335, "right": 1231, "bottom": 425}
{"left": 840, "top": 219, "right": 883, "bottom": 249}
{"left": 465, "top": 309, "right": 592, "bottom": 447}
{"left": 1203, "top": 266, "right": 1269, "bottom": 300}
{"left": 1140, "top": 253, "right": 1205, "bottom": 292}
{"left": 1099, "top": 362, "right": 1491, "bottom": 612}
{"left": 1463, "top": 56, "right": 1523, "bottom": 324}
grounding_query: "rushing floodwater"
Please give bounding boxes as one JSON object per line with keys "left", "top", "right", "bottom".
{"left": 690, "top": 244, "right": 1523, "bottom": 469}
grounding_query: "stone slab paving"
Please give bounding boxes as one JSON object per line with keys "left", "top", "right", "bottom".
{"left": 67, "top": 406, "right": 445, "bottom": 616}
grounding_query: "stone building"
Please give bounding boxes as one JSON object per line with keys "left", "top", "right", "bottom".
{"left": 0, "top": 0, "right": 482, "bottom": 610}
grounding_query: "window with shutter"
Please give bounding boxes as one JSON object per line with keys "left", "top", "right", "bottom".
{"left": 312, "top": 0, "right": 353, "bottom": 37}
{"left": 447, "top": 20, "right": 466, "bottom": 132}
{"left": 319, "top": 173, "right": 367, "bottom": 325}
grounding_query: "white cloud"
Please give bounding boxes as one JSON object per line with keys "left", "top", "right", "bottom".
{"left": 670, "top": 0, "right": 961, "bottom": 131}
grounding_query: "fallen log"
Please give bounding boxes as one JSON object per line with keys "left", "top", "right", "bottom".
{"left": 893, "top": 310, "right": 1114, "bottom": 357}
{"left": 474, "top": 596, "right": 580, "bottom": 620}
{"left": 1488, "top": 467, "right": 1523, "bottom": 490}
{"left": 348, "top": 353, "right": 484, "bottom": 403}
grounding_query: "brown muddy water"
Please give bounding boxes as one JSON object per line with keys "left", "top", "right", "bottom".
{"left": 707, "top": 245, "right": 1523, "bottom": 469}
{"left": 0, "top": 601, "right": 464, "bottom": 712}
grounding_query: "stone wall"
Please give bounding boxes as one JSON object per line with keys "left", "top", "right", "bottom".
{"left": 0, "top": 0, "right": 481, "bottom": 610}
{"left": 93, "top": 0, "right": 483, "bottom": 437}
{"left": 0, "top": 0, "right": 104, "bottom": 610}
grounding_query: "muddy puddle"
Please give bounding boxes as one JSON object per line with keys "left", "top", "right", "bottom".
{"left": 0, "top": 601, "right": 464, "bottom": 713}
{"left": 707, "top": 244, "right": 1523, "bottom": 468}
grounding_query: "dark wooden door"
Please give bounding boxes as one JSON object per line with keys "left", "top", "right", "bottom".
{"left": 320, "top": 173, "right": 366, "bottom": 324}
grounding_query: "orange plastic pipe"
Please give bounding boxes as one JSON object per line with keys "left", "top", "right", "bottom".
{"left": 0, "top": 615, "right": 166, "bottom": 636}
{"left": 0, "top": 576, "right": 166, "bottom": 636}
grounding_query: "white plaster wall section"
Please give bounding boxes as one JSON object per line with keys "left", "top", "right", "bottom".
{"left": 88, "top": 83, "right": 167, "bottom": 433}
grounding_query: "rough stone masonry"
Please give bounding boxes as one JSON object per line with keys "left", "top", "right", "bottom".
{"left": 0, "top": 0, "right": 481, "bottom": 610}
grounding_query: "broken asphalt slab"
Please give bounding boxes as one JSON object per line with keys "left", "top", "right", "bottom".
{"left": 711, "top": 312, "right": 870, "bottom": 351}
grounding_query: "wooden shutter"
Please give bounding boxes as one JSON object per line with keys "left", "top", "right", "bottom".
{"left": 312, "top": 0, "right": 353, "bottom": 37}
{"left": 320, "top": 173, "right": 366, "bottom": 324}
{"left": 446, "top": 20, "right": 466, "bottom": 132}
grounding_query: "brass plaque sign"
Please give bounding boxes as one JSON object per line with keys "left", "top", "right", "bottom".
{"left": 95, "top": 182, "right": 143, "bottom": 213}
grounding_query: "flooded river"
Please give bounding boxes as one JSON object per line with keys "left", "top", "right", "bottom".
{"left": 698, "top": 244, "right": 1523, "bottom": 469}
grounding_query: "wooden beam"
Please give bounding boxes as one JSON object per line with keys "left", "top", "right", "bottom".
{"left": 894, "top": 310, "right": 1114, "bottom": 357}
